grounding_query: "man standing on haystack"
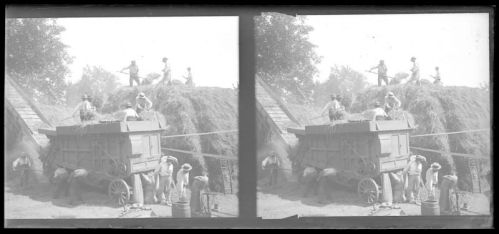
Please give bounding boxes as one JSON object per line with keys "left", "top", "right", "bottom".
{"left": 425, "top": 162, "right": 442, "bottom": 201}
{"left": 403, "top": 155, "right": 426, "bottom": 204}
{"left": 154, "top": 155, "right": 178, "bottom": 206}
{"left": 262, "top": 151, "right": 281, "bottom": 187}
{"left": 431, "top": 66, "right": 442, "bottom": 85}
{"left": 160, "top": 57, "right": 172, "bottom": 86}
{"left": 183, "top": 67, "right": 194, "bottom": 87}
{"left": 370, "top": 59, "right": 389, "bottom": 86}
{"left": 177, "top": 163, "right": 193, "bottom": 201}
{"left": 12, "top": 152, "right": 32, "bottom": 189}
{"left": 121, "top": 60, "right": 140, "bottom": 87}
{"left": 408, "top": 57, "right": 421, "bottom": 86}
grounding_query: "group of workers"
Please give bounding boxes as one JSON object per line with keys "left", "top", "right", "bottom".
{"left": 121, "top": 58, "right": 194, "bottom": 87}
{"left": 321, "top": 91, "right": 402, "bottom": 123}
{"left": 72, "top": 91, "right": 154, "bottom": 123}
{"left": 370, "top": 57, "right": 442, "bottom": 87}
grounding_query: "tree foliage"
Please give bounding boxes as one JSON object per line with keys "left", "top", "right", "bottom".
{"left": 66, "top": 66, "right": 120, "bottom": 111}
{"left": 6, "top": 18, "right": 73, "bottom": 104}
{"left": 313, "top": 65, "right": 368, "bottom": 111}
{"left": 255, "top": 12, "right": 321, "bottom": 101}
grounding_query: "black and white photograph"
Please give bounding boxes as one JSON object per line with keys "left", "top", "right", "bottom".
{"left": 255, "top": 12, "right": 491, "bottom": 218}
{"left": 5, "top": 16, "right": 239, "bottom": 219}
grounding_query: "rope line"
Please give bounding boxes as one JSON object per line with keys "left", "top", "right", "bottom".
{"left": 161, "top": 130, "right": 238, "bottom": 139}
{"left": 410, "top": 129, "right": 490, "bottom": 138}
{"left": 161, "top": 147, "right": 237, "bottom": 161}
{"left": 410, "top": 146, "right": 489, "bottom": 160}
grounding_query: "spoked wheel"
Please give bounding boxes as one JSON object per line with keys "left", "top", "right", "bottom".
{"left": 358, "top": 177, "right": 380, "bottom": 205}
{"left": 108, "top": 179, "right": 130, "bottom": 206}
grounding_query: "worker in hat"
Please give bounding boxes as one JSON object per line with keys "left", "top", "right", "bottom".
{"left": 12, "top": 152, "right": 32, "bottom": 188}
{"left": 153, "top": 155, "right": 178, "bottom": 205}
{"left": 68, "top": 168, "right": 89, "bottom": 205}
{"left": 431, "top": 66, "right": 442, "bottom": 85}
{"left": 135, "top": 92, "right": 153, "bottom": 115}
{"left": 183, "top": 67, "right": 194, "bottom": 87}
{"left": 403, "top": 155, "right": 427, "bottom": 204}
{"left": 370, "top": 59, "right": 389, "bottom": 86}
{"left": 52, "top": 167, "right": 70, "bottom": 199}
{"left": 121, "top": 60, "right": 140, "bottom": 87}
{"left": 335, "top": 94, "right": 347, "bottom": 120}
{"left": 122, "top": 102, "right": 140, "bottom": 122}
{"left": 160, "top": 57, "right": 172, "bottom": 86}
{"left": 425, "top": 162, "right": 442, "bottom": 201}
{"left": 408, "top": 57, "right": 421, "bottom": 86}
{"left": 190, "top": 173, "right": 210, "bottom": 217}
{"left": 262, "top": 151, "right": 281, "bottom": 187}
{"left": 177, "top": 163, "right": 193, "bottom": 201}
{"left": 321, "top": 94, "right": 342, "bottom": 122}
{"left": 72, "top": 94, "right": 96, "bottom": 122}
{"left": 384, "top": 91, "right": 402, "bottom": 114}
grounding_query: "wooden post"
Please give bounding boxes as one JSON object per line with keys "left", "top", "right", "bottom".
{"left": 132, "top": 174, "right": 144, "bottom": 205}
{"left": 381, "top": 172, "right": 393, "bottom": 205}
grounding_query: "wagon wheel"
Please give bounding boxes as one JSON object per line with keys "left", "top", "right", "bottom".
{"left": 358, "top": 177, "right": 380, "bottom": 205}
{"left": 108, "top": 179, "right": 130, "bottom": 206}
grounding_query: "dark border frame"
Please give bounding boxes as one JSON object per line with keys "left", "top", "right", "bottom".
{"left": 3, "top": 4, "right": 495, "bottom": 229}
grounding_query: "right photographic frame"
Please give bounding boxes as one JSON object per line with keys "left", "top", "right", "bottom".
{"left": 255, "top": 12, "right": 491, "bottom": 219}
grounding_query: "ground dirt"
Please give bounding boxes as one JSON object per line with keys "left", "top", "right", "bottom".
{"left": 5, "top": 177, "right": 238, "bottom": 219}
{"left": 256, "top": 179, "right": 490, "bottom": 219}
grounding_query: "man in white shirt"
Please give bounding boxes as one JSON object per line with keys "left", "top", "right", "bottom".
{"left": 154, "top": 155, "right": 177, "bottom": 205}
{"left": 161, "top": 57, "right": 172, "bottom": 86}
{"left": 431, "top": 66, "right": 442, "bottom": 85}
{"left": 72, "top": 94, "right": 95, "bottom": 122}
{"left": 262, "top": 151, "right": 281, "bottom": 187}
{"left": 384, "top": 92, "right": 402, "bottom": 114}
{"left": 408, "top": 57, "right": 421, "bottom": 86}
{"left": 403, "top": 155, "right": 426, "bottom": 203}
{"left": 425, "top": 162, "right": 441, "bottom": 201}
{"left": 121, "top": 60, "right": 140, "bottom": 87}
{"left": 370, "top": 59, "right": 389, "bottom": 86}
{"left": 135, "top": 92, "right": 153, "bottom": 115}
{"left": 12, "top": 152, "right": 32, "bottom": 188}
{"left": 122, "top": 102, "right": 140, "bottom": 122}
{"left": 321, "top": 95, "right": 342, "bottom": 122}
{"left": 363, "top": 101, "right": 388, "bottom": 121}
{"left": 184, "top": 67, "right": 194, "bottom": 87}
{"left": 177, "top": 163, "right": 192, "bottom": 202}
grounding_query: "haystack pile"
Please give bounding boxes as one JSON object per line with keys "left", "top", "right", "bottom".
{"left": 351, "top": 84, "right": 490, "bottom": 191}
{"left": 102, "top": 84, "right": 239, "bottom": 193}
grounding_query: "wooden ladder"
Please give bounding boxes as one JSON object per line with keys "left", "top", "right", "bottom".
{"left": 220, "top": 159, "right": 233, "bottom": 194}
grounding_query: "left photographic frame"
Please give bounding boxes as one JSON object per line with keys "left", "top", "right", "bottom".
{"left": 5, "top": 13, "right": 240, "bottom": 220}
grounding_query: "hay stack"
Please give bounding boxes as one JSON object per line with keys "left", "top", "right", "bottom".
{"left": 102, "top": 85, "right": 238, "bottom": 193}
{"left": 351, "top": 84, "right": 490, "bottom": 190}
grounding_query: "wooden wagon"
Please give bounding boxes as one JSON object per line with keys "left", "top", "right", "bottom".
{"left": 288, "top": 119, "right": 414, "bottom": 204}
{"left": 39, "top": 120, "right": 165, "bottom": 205}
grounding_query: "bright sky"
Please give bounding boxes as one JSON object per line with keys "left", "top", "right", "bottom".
{"left": 57, "top": 17, "right": 238, "bottom": 88}
{"left": 305, "top": 13, "right": 490, "bottom": 87}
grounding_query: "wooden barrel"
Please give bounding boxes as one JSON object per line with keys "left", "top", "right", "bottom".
{"left": 421, "top": 200, "right": 440, "bottom": 216}
{"left": 172, "top": 201, "right": 191, "bottom": 218}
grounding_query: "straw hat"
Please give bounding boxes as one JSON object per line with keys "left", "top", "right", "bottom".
{"left": 431, "top": 162, "right": 441, "bottom": 170}
{"left": 415, "top": 155, "right": 427, "bottom": 162}
{"left": 137, "top": 92, "right": 145, "bottom": 98}
{"left": 181, "top": 163, "right": 192, "bottom": 171}
{"left": 386, "top": 91, "right": 394, "bottom": 97}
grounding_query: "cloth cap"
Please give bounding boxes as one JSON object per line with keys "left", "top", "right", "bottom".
{"left": 137, "top": 92, "right": 145, "bottom": 98}
{"left": 387, "top": 92, "right": 394, "bottom": 97}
